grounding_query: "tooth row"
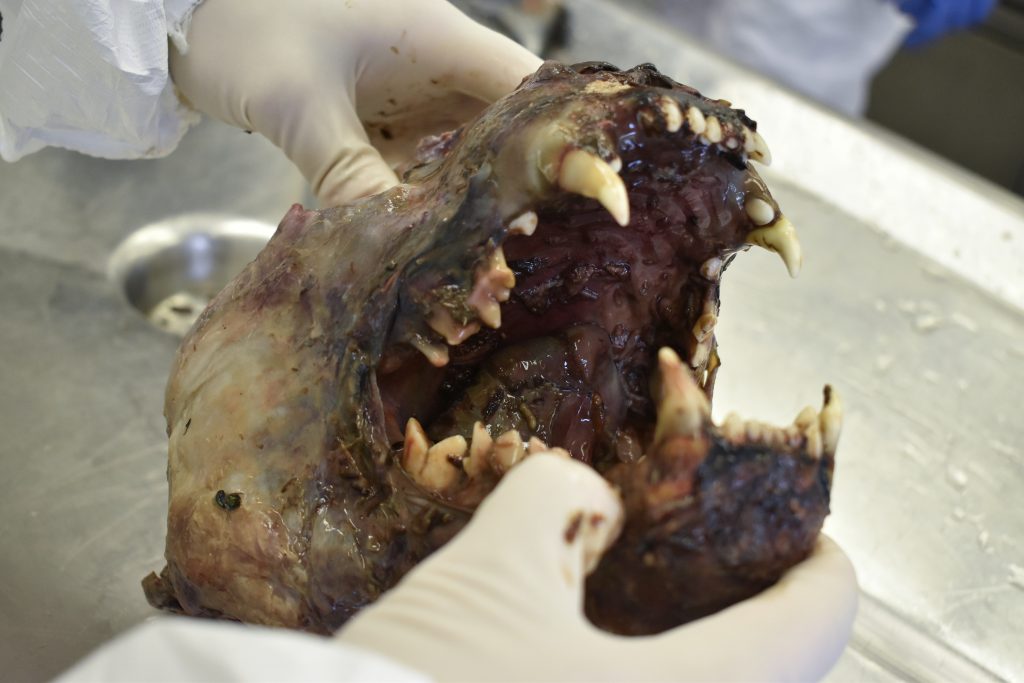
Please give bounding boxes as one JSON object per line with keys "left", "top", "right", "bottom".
{"left": 719, "top": 387, "right": 843, "bottom": 460}
{"left": 402, "top": 419, "right": 569, "bottom": 494}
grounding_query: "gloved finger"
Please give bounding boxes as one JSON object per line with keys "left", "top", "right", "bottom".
{"left": 596, "top": 535, "right": 858, "bottom": 683}
{"left": 246, "top": 88, "right": 399, "bottom": 207}
{"left": 400, "top": 0, "right": 543, "bottom": 103}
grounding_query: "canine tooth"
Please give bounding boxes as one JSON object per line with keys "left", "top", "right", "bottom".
{"left": 509, "top": 211, "right": 538, "bottom": 236}
{"left": 427, "top": 309, "right": 481, "bottom": 346}
{"left": 401, "top": 418, "right": 431, "bottom": 474}
{"left": 690, "top": 340, "right": 711, "bottom": 369}
{"left": 745, "top": 197, "right": 775, "bottom": 226}
{"left": 721, "top": 412, "right": 745, "bottom": 441}
{"left": 411, "top": 338, "right": 449, "bottom": 367}
{"left": 751, "top": 129, "right": 772, "bottom": 165}
{"left": 820, "top": 386, "right": 843, "bottom": 455}
{"left": 745, "top": 215, "right": 802, "bottom": 278}
{"left": 705, "top": 116, "right": 723, "bottom": 143}
{"left": 658, "top": 96, "right": 683, "bottom": 132}
{"left": 692, "top": 313, "right": 717, "bottom": 343}
{"left": 608, "top": 155, "right": 623, "bottom": 173}
{"left": 492, "top": 430, "right": 526, "bottom": 472}
{"left": 700, "top": 256, "right": 724, "bottom": 281}
{"left": 558, "top": 149, "right": 630, "bottom": 226}
{"left": 743, "top": 126, "right": 757, "bottom": 154}
{"left": 653, "top": 347, "right": 710, "bottom": 443}
{"left": 464, "top": 421, "right": 492, "bottom": 479}
{"left": 686, "top": 106, "right": 706, "bottom": 135}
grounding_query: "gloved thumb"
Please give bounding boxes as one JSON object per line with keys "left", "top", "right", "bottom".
{"left": 338, "top": 454, "right": 624, "bottom": 679}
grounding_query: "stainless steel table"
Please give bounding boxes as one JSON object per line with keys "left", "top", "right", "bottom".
{"left": 1, "top": 2, "right": 1021, "bottom": 680}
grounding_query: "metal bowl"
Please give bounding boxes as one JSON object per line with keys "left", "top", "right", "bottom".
{"left": 108, "top": 214, "right": 276, "bottom": 336}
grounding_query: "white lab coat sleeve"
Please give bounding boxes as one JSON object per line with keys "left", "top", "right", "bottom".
{"left": 54, "top": 617, "right": 433, "bottom": 683}
{"left": 0, "top": 0, "right": 206, "bottom": 163}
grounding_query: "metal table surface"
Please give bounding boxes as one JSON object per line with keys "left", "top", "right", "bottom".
{"left": 1, "top": 2, "right": 1022, "bottom": 680}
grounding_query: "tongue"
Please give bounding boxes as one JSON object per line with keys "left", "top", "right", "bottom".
{"left": 427, "top": 325, "right": 627, "bottom": 463}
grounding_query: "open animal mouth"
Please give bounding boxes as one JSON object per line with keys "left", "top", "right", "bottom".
{"left": 152, "top": 62, "right": 841, "bottom": 637}
{"left": 374, "top": 64, "right": 836, "bottom": 513}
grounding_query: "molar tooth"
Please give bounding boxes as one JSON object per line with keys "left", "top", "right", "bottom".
{"left": 526, "top": 436, "right": 571, "bottom": 458}
{"left": 793, "top": 406, "right": 818, "bottom": 430}
{"left": 464, "top": 421, "right": 492, "bottom": 478}
{"left": 653, "top": 347, "right": 710, "bottom": 444}
{"left": 721, "top": 412, "right": 745, "bottom": 441}
{"left": 558, "top": 149, "right": 630, "bottom": 226}
{"left": 705, "top": 116, "right": 723, "bottom": 143}
{"left": 745, "top": 196, "right": 776, "bottom": 226}
{"left": 686, "top": 106, "right": 706, "bottom": 135}
{"left": 427, "top": 308, "right": 481, "bottom": 346}
{"left": 820, "top": 386, "right": 843, "bottom": 455}
{"left": 509, "top": 211, "right": 538, "bottom": 236}
{"left": 745, "top": 215, "right": 802, "bottom": 278}
{"left": 700, "top": 256, "right": 724, "bottom": 281}
{"left": 692, "top": 312, "right": 717, "bottom": 343}
{"left": 411, "top": 338, "right": 449, "bottom": 367}
{"left": 491, "top": 430, "right": 526, "bottom": 472}
{"left": 412, "top": 434, "right": 466, "bottom": 491}
{"left": 468, "top": 247, "right": 516, "bottom": 329}
{"left": 658, "top": 96, "right": 683, "bottom": 133}
{"left": 751, "top": 129, "right": 772, "bottom": 165}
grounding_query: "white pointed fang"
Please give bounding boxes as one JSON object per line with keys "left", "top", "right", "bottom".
{"left": 464, "top": 421, "right": 492, "bottom": 479}
{"left": 820, "top": 386, "right": 843, "bottom": 455}
{"left": 654, "top": 347, "right": 710, "bottom": 444}
{"left": 509, "top": 211, "right": 538, "bottom": 236}
{"left": 658, "top": 96, "right": 683, "bottom": 132}
{"left": 402, "top": 418, "right": 431, "bottom": 474}
{"left": 492, "top": 430, "right": 526, "bottom": 472}
{"left": 705, "top": 116, "right": 723, "bottom": 143}
{"left": 411, "top": 338, "right": 449, "bottom": 367}
{"left": 686, "top": 106, "right": 706, "bottom": 135}
{"left": 751, "top": 129, "right": 772, "bottom": 165}
{"left": 745, "top": 215, "right": 802, "bottom": 278}
{"left": 745, "top": 197, "right": 775, "bottom": 226}
{"left": 558, "top": 149, "right": 630, "bottom": 226}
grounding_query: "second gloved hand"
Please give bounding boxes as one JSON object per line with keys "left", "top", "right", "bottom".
{"left": 338, "top": 453, "right": 859, "bottom": 682}
{"left": 169, "top": 0, "right": 542, "bottom": 207}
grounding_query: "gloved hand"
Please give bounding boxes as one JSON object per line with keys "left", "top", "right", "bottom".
{"left": 169, "top": 0, "right": 542, "bottom": 207}
{"left": 339, "top": 453, "right": 859, "bottom": 682}
{"left": 897, "top": 0, "right": 996, "bottom": 47}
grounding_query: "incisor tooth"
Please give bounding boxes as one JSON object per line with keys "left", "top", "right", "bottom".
{"left": 658, "top": 96, "right": 683, "bottom": 132}
{"left": 653, "top": 347, "right": 710, "bottom": 444}
{"left": 558, "top": 149, "right": 630, "bottom": 226}
{"left": 705, "top": 116, "right": 723, "bottom": 143}
{"left": 820, "top": 386, "right": 843, "bottom": 455}
{"left": 745, "top": 215, "right": 802, "bottom": 278}
{"left": 700, "top": 256, "right": 724, "bottom": 281}
{"left": 793, "top": 406, "right": 818, "bottom": 430}
{"left": 721, "top": 412, "right": 745, "bottom": 441}
{"left": 492, "top": 430, "right": 526, "bottom": 472}
{"left": 745, "top": 197, "right": 775, "bottom": 226}
{"left": 686, "top": 106, "right": 706, "bottom": 135}
{"left": 509, "top": 211, "right": 538, "bottom": 236}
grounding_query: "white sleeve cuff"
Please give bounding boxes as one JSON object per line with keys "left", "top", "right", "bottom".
{"left": 0, "top": 0, "right": 206, "bottom": 162}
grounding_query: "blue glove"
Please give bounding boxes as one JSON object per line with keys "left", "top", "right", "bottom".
{"left": 898, "top": 0, "right": 997, "bottom": 47}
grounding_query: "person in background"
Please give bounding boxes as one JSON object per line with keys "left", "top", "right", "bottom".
{"left": 637, "top": 0, "right": 996, "bottom": 115}
{"left": 2, "top": 1, "right": 858, "bottom": 680}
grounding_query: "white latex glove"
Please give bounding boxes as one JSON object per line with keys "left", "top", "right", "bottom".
{"left": 339, "top": 453, "right": 859, "bottom": 682}
{"left": 169, "top": 0, "right": 542, "bottom": 207}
